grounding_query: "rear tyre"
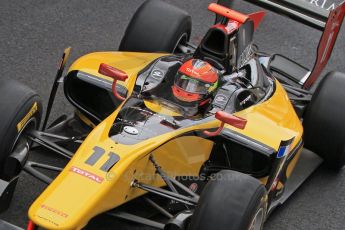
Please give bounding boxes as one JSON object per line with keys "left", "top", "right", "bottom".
{"left": 119, "top": 0, "right": 191, "bottom": 53}
{"left": 189, "top": 170, "right": 267, "bottom": 230}
{"left": 303, "top": 72, "right": 345, "bottom": 170}
{"left": 0, "top": 80, "right": 42, "bottom": 179}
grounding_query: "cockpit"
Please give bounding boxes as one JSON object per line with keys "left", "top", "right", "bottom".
{"left": 133, "top": 55, "right": 273, "bottom": 118}
{"left": 109, "top": 54, "right": 274, "bottom": 145}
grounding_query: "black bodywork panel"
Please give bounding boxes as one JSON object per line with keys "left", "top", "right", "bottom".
{"left": 0, "top": 177, "right": 19, "bottom": 213}
{"left": 269, "top": 54, "right": 310, "bottom": 87}
{"left": 64, "top": 70, "right": 127, "bottom": 124}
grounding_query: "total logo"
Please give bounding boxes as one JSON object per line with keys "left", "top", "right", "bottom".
{"left": 186, "top": 67, "right": 201, "bottom": 76}
{"left": 70, "top": 166, "right": 104, "bottom": 183}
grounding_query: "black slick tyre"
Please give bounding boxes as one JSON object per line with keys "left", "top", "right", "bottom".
{"left": 119, "top": 0, "right": 191, "bottom": 53}
{"left": 303, "top": 72, "right": 345, "bottom": 170}
{"left": 0, "top": 80, "right": 42, "bottom": 179}
{"left": 189, "top": 170, "right": 267, "bottom": 230}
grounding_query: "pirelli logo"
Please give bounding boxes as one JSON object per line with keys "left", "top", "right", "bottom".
{"left": 40, "top": 204, "right": 69, "bottom": 218}
{"left": 17, "top": 102, "right": 38, "bottom": 132}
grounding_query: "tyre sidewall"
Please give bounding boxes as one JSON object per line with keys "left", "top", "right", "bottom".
{"left": 0, "top": 82, "right": 42, "bottom": 177}
{"left": 242, "top": 187, "right": 267, "bottom": 230}
{"left": 303, "top": 72, "right": 345, "bottom": 170}
{"left": 119, "top": 0, "right": 191, "bottom": 53}
{"left": 189, "top": 170, "right": 267, "bottom": 230}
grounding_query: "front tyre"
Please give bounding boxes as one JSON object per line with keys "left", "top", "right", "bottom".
{"left": 189, "top": 170, "right": 267, "bottom": 230}
{"left": 0, "top": 80, "right": 42, "bottom": 179}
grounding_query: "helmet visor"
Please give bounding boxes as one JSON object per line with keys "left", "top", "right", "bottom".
{"left": 175, "top": 73, "right": 212, "bottom": 94}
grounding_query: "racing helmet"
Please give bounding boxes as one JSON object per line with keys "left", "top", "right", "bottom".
{"left": 172, "top": 59, "right": 219, "bottom": 105}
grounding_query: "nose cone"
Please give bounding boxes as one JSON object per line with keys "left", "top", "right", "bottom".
{"left": 28, "top": 164, "right": 109, "bottom": 230}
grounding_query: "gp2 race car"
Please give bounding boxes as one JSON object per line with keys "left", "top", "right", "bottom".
{"left": 1, "top": 0, "right": 345, "bottom": 229}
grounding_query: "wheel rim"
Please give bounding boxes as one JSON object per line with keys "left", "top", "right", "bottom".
{"left": 173, "top": 32, "right": 188, "bottom": 54}
{"left": 249, "top": 207, "right": 264, "bottom": 230}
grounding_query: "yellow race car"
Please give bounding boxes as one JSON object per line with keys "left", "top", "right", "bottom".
{"left": 0, "top": 0, "right": 345, "bottom": 230}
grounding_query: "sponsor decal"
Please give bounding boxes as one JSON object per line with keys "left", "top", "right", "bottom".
{"left": 239, "top": 94, "right": 252, "bottom": 106}
{"left": 277, "top": 144, "right": 290, "bottom": 158}
{"left": 271, "top": 178, "right": 279, "bottom": 191}
{"left": 151, "top": 69, "right": 164, "bottom": 79}
{"left": 40, "top": 204, "right": 68, "bottom": 218}
{"left": 238, "top": 44, "right": 254, "bottom": 68}
{"left": 186, "top": 67, "right": 201, "bottom": 76}
{"left": 36, "top": 215, "right": 59, "bottom": 227}
{"left": 16, "top": 102, "right": 38, "bottom": 132}
{"left": 215, "top": 94, "right": 228, "bottom": 103}
{"left": 225, "top": 21, "right": 240, "bottom": 34}
{"left": 307, "top": 0, "right": 345, "bottom": 11}
{"left": 189, "top": 183, "right": 198, "bottom": 193}
{"left": 70, "top": 166, "right": 104, "bottom": 183}
{"left": 268, "top": 138, "right": 295, "bottom": 192}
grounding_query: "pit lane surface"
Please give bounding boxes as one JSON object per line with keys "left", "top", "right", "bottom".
{"left": 0, "top": 0, "right": 345, "bottom": 229}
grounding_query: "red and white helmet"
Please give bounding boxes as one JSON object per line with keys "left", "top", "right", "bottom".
{"left": 172, "top": 59, "right": 219, "bottom": 105}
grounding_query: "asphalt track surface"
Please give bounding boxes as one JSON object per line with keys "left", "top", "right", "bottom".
{"left": 0, "top": 0, "right": 345, "bottom": 229}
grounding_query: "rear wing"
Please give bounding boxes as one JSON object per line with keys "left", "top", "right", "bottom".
{"left": 218, "top": 0, "right": 345, "bottom": 89}
{"left": 242, "top": 0, "right": 330, "bottom": 31}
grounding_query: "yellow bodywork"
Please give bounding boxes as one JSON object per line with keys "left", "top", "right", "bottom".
{"left": 68, "top": 51, "right": 166, "bottom": 96}
{"left": 29, "top": 51, "right": 303, "bottom": 229}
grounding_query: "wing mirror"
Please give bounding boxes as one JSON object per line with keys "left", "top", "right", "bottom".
{"left": 98, "top": 63, "right": 128, "bottom": 101}
{"left": 204, "top": 111, "right": 247, "bottom": 137}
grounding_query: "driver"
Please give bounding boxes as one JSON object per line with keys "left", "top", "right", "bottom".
{"left": 172, "top": 59, "right": 220, "bottom": 108}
